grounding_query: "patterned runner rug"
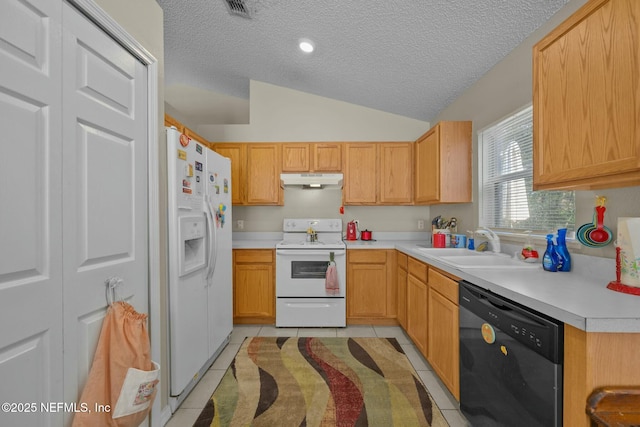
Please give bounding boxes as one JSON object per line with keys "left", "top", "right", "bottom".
{"left": 194, "top": 336, "right": 449, "bottom": 426}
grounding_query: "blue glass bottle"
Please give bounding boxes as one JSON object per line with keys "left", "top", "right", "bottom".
{"left": 555, "top": 228, "right": 571, "bottom": 272}
{"left": 542, "top": 234, "right": 558, "bottom": 272}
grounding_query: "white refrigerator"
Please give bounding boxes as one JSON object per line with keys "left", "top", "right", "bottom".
{"left": 166, "top": 127, "right": 233, "bottom": 397}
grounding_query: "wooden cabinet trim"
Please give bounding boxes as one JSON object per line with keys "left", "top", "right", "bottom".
{"left": 164, "top": 113, "right": 184, "bottom": 133}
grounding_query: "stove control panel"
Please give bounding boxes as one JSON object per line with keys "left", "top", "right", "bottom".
{"left": 283, "top": 218, "right": 342, "bottom": 233}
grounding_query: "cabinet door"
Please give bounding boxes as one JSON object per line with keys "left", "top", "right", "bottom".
{"left": 407, "top": 274, "right": 428, "bottom": 357}
{"left": 347, "top": 263, "right": 388, "bottom": 318}
{"left": 212, "top": 144, "right": 246, "bottom": 205}
{"left": 533, "top": 0, "right": 640, "bottom": 190}
{"left": 246, "top": 144, "right": 282, "bottom": 205}
{"left": 414, "top": 127, "right": 440, "bottom": 203}
{"left": 379, "top": 142, "right": 413, "bottom": 204}
{"left": 343, "top": 143, "right": 378, "bottom": 204}
{"left": 414, "top": 122, "right": 472, "bottom": 204}
{"left": 282, "top": 143, "right": 310, "bottom": 172}
{"left": 313, "top": 143, "right": 342, "bottom": 172}
{"left": 234, "top": 263, "right": 274, "bottom": 318}
{"left": 428, "top": 288, "right": 459, "bottom": 399}
{"left": 347, "top": 250, "right": 388, "bottom": 318}
{"left": 233, "top": 250, "right": 274, "bottom": 322}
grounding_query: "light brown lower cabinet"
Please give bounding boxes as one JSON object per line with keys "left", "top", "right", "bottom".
{"left": 347, "top": 249, "right": 396, "bottom": 325}
{"left": 564, "top": 324, "right": 640, "bottom": 426}
{"left": 406, "top": 257, "right": 428, "bottom": 357}
{"left": 400, "top": 253, "right": 460, "bottom": 399}
{"left": 427, "top": 268, "right": 460, "bottom": 400}
{"left": 233, "top": 249, "right": 274, "bottom": 324}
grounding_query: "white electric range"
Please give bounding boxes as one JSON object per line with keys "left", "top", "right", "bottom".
{"left": 275, "top": 218, "right": 346, "bottom": 327}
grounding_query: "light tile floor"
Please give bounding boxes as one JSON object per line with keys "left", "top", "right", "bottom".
{"left": 166, "top": 325, "right": 470, "bottom": 427}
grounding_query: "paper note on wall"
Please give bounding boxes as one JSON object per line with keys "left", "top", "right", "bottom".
{"left": 618, "top": 217, "right": 640, "bottom": 287}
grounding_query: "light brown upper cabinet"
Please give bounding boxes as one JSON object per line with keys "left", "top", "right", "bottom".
{"left": 211, "top": 143, "right": 283, "bottom": 206}
{"left": 282, "top": 143, "right": 342, "bottom": 172}
{"left": 313, "top": 143, "right": 342, "bottom": 172}
{"left": 343, "top": 142, "right": 413, "bottom": 205}
{"left": 379, "top": 142, "right": 414, "bottom": 204}
{"left": 414, "top": 121, "right": 472, "bottom": 204}
{"left": 246, "top": 144, "right": 282, "bottom": 205}
{"left": 343, "top": 143, "right": 378, "bottom": 204}
{"left": 533, "top": 0, "right": 640, "bottom": 190}
{"left": 211, "top": 144, "right": 246, "bottom": 205}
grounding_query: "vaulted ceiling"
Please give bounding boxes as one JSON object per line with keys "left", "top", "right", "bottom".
{"left": 157, "top": 0, "right": 570, "bottom": 124}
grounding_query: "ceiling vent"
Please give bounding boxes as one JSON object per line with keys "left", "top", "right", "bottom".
{"left": 223, "top": 0, "right": 254, "bottom": 18}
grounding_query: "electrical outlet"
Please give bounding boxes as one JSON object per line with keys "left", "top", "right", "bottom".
{"left": 236, "top": 220, "right": 244, "bottom": 230}
{"left": 418, "top": 220, "right": 425, "bottom": 230}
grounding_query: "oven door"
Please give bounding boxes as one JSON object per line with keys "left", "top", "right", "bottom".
{"left": 276, "top": 249, "right": 346, "bottom": 297}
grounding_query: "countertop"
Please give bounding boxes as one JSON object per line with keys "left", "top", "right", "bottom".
{"left": 233, "top": 233, "right": 640, "bottom": 333}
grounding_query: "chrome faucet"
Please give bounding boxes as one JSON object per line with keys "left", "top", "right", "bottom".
{"left": 475, "top": 228, "right": 501, "bottom": 254}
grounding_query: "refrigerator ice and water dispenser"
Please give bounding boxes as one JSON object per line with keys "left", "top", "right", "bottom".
{"left": 178, "top": 215, "right": 206, "bottom": 277}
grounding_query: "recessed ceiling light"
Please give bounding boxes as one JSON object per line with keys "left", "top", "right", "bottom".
{"left": 299, "top": 38, "right": 315, "bottom": 53}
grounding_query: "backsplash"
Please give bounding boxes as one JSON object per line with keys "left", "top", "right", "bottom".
{"left": 232, "top": 187, "right": 431, "bottom": 232}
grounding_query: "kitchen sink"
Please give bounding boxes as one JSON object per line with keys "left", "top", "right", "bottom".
{"left": 416, "top": 247, "right": 483, "bottom": 256}
{"left": 438, "top": 255, "right": 540, "bottom": 269}
{"left": 415, "top": 246, "right": 540, "bottom": 269}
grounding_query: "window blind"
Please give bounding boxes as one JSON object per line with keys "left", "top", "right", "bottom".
{"left": 479, "top": 105, "right": 575, "bottom": 232}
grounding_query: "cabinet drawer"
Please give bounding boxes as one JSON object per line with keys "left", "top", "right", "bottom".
{"left": 397, "top": 252, "right": 408, "bottom": 270}
{"left": 429, "top": 269, "right": 458, "bottom": 304}
{"left": 408, "top": 257, "right": 427, "bottom": 283}
{"left": 234, "top": 249, "right": 274, "bottom": 263}
{"left": 348, "top": 250, "right": 387, "bottom": 264}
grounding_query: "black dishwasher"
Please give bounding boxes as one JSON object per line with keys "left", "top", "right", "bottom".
{"left": 459, "top": 281, "right": 563, "bottom": 427}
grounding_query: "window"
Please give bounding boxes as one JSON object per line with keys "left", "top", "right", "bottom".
{"left": 479, "top": 105, "right": 575, "bottom": 232}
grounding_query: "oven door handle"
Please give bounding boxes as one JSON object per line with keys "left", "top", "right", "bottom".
{"left": 276, "top": 249, "right": 346, "bottom": 256}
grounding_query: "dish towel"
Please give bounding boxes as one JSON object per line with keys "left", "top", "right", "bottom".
{"left": 325, "top": 260, "right": 340, "bottom": 295}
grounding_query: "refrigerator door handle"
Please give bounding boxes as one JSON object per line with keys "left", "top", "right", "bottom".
{"left": 205, "top": 199, "right": 218, "bottom": 285}
{"left": 204, "top": 200, "right": 216, "bottom": 287}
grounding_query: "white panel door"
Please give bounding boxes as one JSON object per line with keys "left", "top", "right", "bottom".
{"left": 61, "top": 3, "right": 148, "bottom": 425}
{"left": 0, "top": 0, "right": 64, "bottom": 426}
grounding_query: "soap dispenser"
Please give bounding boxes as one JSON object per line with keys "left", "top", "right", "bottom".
{"left": 555, "top": 228, "right": 571, "bottom": 272}
{"left": 542, "top": 234, "right": 559, "bottom": 272}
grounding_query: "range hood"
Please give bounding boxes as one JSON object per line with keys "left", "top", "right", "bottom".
{"left": 280, "top": 173, "right": 343, "bottom": 189}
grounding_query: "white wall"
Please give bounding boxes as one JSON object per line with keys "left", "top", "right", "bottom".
{"left": 432, "top": 0, "right": 640, "bottom": 258}
{"left": 199, "top": 81, "right": 434, "bottom": 233}
{"left": 200, "top": 81, "right": 431, "bottom": 141}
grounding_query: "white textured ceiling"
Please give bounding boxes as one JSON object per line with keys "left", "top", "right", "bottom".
{"left": 158, "top": 0, "right": 569, "bottom": 124}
